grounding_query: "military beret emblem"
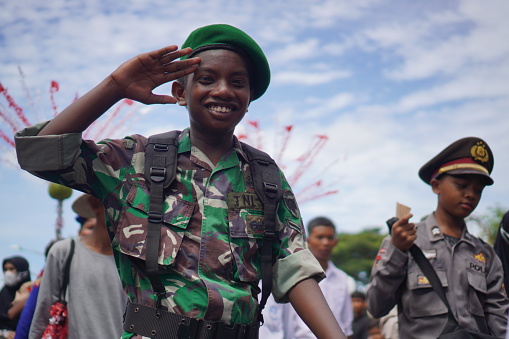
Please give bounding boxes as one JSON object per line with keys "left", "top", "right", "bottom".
{"left": 470, "top": 141, "right": 489, "bottom": 163}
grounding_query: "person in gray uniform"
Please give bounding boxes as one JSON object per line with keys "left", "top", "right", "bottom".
{"left": 366, "top": 137, "right": 508, "bottom": 338}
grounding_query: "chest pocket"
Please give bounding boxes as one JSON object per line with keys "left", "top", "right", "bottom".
{"left": 116, "top": 181, "right": 195, "bottom": 267}
{"left": 406, "top": 269, "right": 449, "bottom": 318}
{"left": 227, "top": 192, "right": 264, "bottom": 282}
{"left": 467, "top": 268, "right": 487, "bottom": 317}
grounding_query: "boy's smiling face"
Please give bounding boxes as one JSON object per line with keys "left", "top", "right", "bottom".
{"left": 173, "top": 49, "right": 254, "bottom": 138}
{"left": 432, "top": 174, "right": 487, "bottom": 219}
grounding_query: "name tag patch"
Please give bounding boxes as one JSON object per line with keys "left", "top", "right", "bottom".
{"left": 422, "top": 249, "right": 437, "bottom": 260}
{"left": 227, "top": 192, "right": 262, "bottom": 210}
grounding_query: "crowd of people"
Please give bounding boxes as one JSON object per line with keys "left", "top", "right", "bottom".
{"left": 1, "top": 23, "right": 508, "bottom": 338}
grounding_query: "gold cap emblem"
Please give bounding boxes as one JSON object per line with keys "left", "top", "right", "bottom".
{"left": 471, "top": 141, "right": 489, "bottom": 163}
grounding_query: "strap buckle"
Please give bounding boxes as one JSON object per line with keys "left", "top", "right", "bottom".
{"left": 263, "top": 229, "right": 276, "bottom": 240}
{"left": 148, "top": 211, "right": 163, "bottom": 223}
{"left": 154, "top": 143, "right": 169, "bottom": 152}
{"left": 263, "top": 182, "right": 278, "bottom": 194}
{"left": 150, "top": 166, "right": 166, "bottom": 182}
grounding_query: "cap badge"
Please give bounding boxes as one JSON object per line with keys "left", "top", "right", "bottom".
{"left": 470, "top": 141, "right": 489, "bottom": 163}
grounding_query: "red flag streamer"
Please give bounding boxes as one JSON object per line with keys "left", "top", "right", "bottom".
{"left": 17, "top": 66, "right": 41, "bottom": 121}
{"left": 107, "top": 102, "right": 142, "bottom": 136}
{"left": 0, "top": 82, "right": 31, "bottom": 127}
{"left": 0, "top": 130, "right": 15, "bottom": 147}
{"left": 50, "top": 81, "right": 60, "bottom": 117}
{"left": 91, "top": 99, "right": 133, "bottom": 140}
{"left": 297, "top": 189, "right": 339, "bottom": 204}
{"left": 247, "top": 120, "right": 262, "bottom": 149}
{"left": 288, "top": 135, "right": 328, "bottom": 186}
{"left": 275, "top": 125, "right": 293, "bottom": 163}
{"left": 0, "top": 107, "right": 21, "bottom": 133}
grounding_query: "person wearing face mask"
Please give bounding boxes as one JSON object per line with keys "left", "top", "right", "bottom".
{"left": 0, "top": 256, "right": 32, "bottom": 339}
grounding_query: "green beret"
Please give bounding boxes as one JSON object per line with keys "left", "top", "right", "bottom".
{"left": 418, "top": 137, "right": 494, "bottom": 185}
{"left": 181, "top": 24, "right": 270, "bottom": 101}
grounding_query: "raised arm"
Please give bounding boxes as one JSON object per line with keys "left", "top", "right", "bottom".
{"left": 38, "top": 45, "right": 200, "bottom": 136}
{"left": 288, "top": 277, "right": 347, "bottom": 339}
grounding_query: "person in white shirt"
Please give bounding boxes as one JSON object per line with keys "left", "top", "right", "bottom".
{"left": 284, "top": 217, "right": 354, "bottom": 338}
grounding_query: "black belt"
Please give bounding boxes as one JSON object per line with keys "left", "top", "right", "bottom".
{"left": 123, "top": 302, "right": 259, "bottom": 339}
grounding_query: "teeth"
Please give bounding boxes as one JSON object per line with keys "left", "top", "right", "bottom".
{"left": 209, "top": 105, "right": 231, "bottom": 113}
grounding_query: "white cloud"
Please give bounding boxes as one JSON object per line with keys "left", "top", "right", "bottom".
{"left": 273, "top": 69, "right": 351, "bottom": 86}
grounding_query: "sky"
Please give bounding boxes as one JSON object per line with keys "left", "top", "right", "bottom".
{"left": 1, "top": 0, "right": 509, "bottom": 278}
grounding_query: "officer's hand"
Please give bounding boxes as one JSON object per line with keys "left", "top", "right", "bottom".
{"left": 390, "top": 213, "right": 416, "bottom": 251}
{"left": 109, "top": 45, "right": 200, "bottom": 105}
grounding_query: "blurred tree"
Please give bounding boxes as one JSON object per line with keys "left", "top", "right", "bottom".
{"left": 468, "top": 205, "right": 508, "bottom": 245}
{"left": 330, "top": 228, "right": 386, "bottom": 284}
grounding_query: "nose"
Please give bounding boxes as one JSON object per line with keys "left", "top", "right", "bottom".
{"left": 464, "top": 185, "right": 477, "bottom": 200}
{"left": 210, "top": 80, "right": 234, "bottom": 99}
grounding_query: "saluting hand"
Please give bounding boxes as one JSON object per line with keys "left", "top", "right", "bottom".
{"left": 391, "top": 213, "right": 416, "bottom": 251}
{"left": 109, "top": 45, "right": 200, "bottom": 105}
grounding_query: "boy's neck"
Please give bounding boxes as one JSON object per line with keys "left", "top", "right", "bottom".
{"left": 434, "top": 210, "right": 465, "bottom": 238}
{"left": 190, "top": 130, "right": 234, "bottom": 166}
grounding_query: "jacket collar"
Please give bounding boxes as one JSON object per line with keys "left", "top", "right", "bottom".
{"left": 424, "top": 213, "right": 476, "bottom": 246}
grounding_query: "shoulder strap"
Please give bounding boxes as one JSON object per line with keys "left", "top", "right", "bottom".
{"left": 241, "top": 142, "right": 283, "bottom": 323}
{"left": 144, "top": 131, "right": 179, "bottom": 308}
{"left": 60, "top": 239, "right": 75, "bottom": 301}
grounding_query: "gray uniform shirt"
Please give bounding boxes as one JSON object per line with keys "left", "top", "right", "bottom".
{"left": 29, "top": 238, "right": 127, "bottom": 339}
{"left": 366, "top": 213, "right": 508, "bottom": 338}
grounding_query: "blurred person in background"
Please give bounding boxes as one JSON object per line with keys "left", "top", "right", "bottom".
{"left": 0, "top": 256, "right": 32, "bottom": 339}
{"left": 29, "top": 194, "right": 126, "bottom": 339}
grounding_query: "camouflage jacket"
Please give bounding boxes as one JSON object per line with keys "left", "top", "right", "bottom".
{"left": 15, "top": 122, "right": 324, "bottom": 337}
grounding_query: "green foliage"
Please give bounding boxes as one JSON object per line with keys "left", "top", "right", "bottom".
{"left": 330, "top": 227, "right": 386, "bottom": 284}
{"left": 469, "top": 205, "right": 507, "bottom": 245}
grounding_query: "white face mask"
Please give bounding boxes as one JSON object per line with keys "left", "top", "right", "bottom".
{"left": 3, "top": 271, "right": 18, "bottom": 287}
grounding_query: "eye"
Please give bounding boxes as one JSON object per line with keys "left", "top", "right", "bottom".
{"left": 232, "top": 78, "right": 248, "bottom": 88}
{"left": 456, "top": 183, "right": 467, "bottom": 190}
{"left": 198, "top": 76, "right": 214, "bottom": 84}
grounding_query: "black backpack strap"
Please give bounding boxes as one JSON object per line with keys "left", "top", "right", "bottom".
{"left": 144, "top": 131, "right": 179, "bottom": 309}
{"left": 60, "top": 239, "right": 75, "bottom": 301}
{"left": 241, "top": 142, "right": 282, "bottom": 324}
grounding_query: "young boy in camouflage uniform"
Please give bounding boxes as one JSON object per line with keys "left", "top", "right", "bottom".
{"left": 15, "top": 24, "right": 346, "bottom": 339}
{"left": 366, "top": 137, "right": 508, "bottom": 338}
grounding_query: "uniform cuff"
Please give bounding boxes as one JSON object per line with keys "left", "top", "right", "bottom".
{"left": 15, "top": 121, "right": 83, "bottom": 171}
{"left": 272, "top": 249, "right": 325, "bottom": 303}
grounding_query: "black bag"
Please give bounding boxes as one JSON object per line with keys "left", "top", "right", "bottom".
{"left": 386, "top": 218, "right": 499, "bottom": 339}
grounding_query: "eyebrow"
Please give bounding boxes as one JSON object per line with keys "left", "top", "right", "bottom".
{"left": 196, "top": 67, "right": 250, "bottom": 77}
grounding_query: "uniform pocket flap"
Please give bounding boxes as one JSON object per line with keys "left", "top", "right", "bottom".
{"left": 408, "top": 269, "right": 448, "bottom": 290}
{"left": 467, "top": 269, "right": 487, "bottom": 294}
{"left": 126, "top": 181, "right": 194, "bottom": 229}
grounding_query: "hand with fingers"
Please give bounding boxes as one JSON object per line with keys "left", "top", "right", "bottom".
{"left": 390, "top": 213, "right": 416, "bottom": 251}
{"left": 109, "top": 45, "right": 201, "bottom": 105}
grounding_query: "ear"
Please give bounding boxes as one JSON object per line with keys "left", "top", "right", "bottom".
{"left": 332, "top": 237, "right": 339, "bottom": 249}
{"left": 430, "top": 178, "right": 441, "bottom": 194}
{"left": 172, "top": 81, "right": 187, "bottom": 106}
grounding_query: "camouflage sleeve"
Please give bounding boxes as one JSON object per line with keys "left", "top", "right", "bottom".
{"left": 15, "top": 121, "right": 136, "bottom": 201}
{"left": 271, "top": 171, "right": 325, "bottom": 303}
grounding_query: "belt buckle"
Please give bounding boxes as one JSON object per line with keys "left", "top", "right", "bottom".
{"left": 216, "top": 322, "right": 238, "bottom": 339}
{"left": 177, "top": 317, "right": 199, "bottom": 339}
